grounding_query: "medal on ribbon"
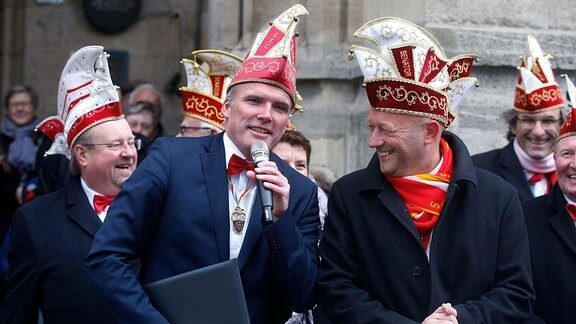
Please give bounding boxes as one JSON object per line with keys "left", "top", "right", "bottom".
{"left": 232, "top": 205, "right": 246, "bottom": 234}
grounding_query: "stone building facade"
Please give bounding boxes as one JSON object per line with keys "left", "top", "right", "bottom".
{"left": 1, "top": 0, "right": 575, "bottom": 179}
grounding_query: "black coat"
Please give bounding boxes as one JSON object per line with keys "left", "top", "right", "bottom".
{"left": 0, "top": 178, "right": 116, "bottom": 324}
{"left": 0, "top": 133, "right": 22, "bottom": 242}
{"left": 319, "top": 132, "right": 536, "bottom": 323}
{"left": 522, "top": 185, "right": 576, "bottom": 323}
{"left": 472, "top": 141, "right": 534, "bottom": 201}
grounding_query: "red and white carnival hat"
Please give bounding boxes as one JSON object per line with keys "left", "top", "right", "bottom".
{"left": 228, "top": 4, "right": 308, "bottom": 111}
{"left": 514, "top": 35, "right": 564, "bottom": 113}
{"left": 557, "top": 75, "right": 576, "bottom": 142}
{"left": 348, "top": 17, "right": 478, "bottom": 128}
{"left": 180, "top": 50, "right": 244, "bottom": 130}
{"left": 36, "top": 45, "right": 122, "bottom": 158}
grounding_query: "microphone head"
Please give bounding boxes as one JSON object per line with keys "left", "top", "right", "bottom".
{"left": 251, "top": 140, "right": 269, "bottom": 165}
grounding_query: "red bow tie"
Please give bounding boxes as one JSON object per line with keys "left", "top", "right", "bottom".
{"left": 227, "top": 154, "right": 254, "bottom": 175}
{"left": 565, "top": 204, "right": 576, "bottom": 222}
{"left": 93, "top": 195, "right": 115, "bottom": 213}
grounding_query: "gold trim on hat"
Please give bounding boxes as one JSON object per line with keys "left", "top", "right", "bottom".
{"left": 183, "top": 112, "right": 224, "bottom": 130}
{"left": 556, "top": 131, "right": 576, "bottom": 143}
{"left": 371, "top": 107, "right": 451, "bottom": 128}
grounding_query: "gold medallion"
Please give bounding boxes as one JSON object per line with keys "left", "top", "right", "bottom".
{"left": 232, "top": 205, "right": 246, "bottom": 234}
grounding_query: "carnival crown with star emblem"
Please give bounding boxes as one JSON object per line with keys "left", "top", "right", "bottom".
{"left": 180, "top": 50, "right": 244, "bottom": 130}
{"left": 514, "top": 35, "right": 564, "bottom": 113}
{"left": 227, "top": 4, "right": 308, "bottom": 112}
{"left": 348, "top": 17, "right": 478, "bottom": 128}
{"left": 36, "top": 45, "right": 122, "bottom": 158}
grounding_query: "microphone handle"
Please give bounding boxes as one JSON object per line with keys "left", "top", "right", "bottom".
{"left": 257, "top": 179, "right": 274, "bottom": 224}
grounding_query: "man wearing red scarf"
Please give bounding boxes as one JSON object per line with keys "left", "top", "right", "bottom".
{"left": 522, "top": 75, "right": 576, "bottom": 323}
{"left": 318, "top": 17, "right": 536, "bottom": 323}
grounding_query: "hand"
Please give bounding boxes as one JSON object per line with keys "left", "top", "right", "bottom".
{"left": 248, "top": 160, "right": 290, "bottom": 221}
{"left": 422, "top": 303, "right": 458, "bottom": 324}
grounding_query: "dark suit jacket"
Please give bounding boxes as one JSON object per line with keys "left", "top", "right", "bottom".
{"left": 319, "top": 132, "right": 535, "bottom": 323}
{"left": 523, "top": 185, "right": 576, "bottom": 323}
{"left": 87, "top": 133, "right": 320, "bottom": 324}
{"left": 472, "top": 141, "right": 535, "bottom": 201}
{"left": 0, "top": 178, "right": 116, "bottom": 324}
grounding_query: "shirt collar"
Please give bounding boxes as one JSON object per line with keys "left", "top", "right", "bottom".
{"left": 223, "top": 132, "right": 249, "bottom": 168}
{"left": 80, "top": 177, "right": 100, "bottom": 210}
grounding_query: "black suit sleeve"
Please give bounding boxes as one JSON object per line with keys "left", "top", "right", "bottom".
{"left": 0, "top": 208, "right": 41, "bottom": 323}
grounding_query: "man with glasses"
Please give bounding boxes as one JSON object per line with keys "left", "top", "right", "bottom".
{"left": 177, "top": 114, "right": 221, "bottom": 137}
{"left": 473, "top": 35, "right": 564, "bottom": 201}
{"left": 0, "top": 45, "right": 138, "bottom": 323}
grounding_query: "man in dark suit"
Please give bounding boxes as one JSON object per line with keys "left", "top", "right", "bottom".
{"left": 0, "top": 46, "right": 139, "bottom": 322}
{"left": 522, "top": 75, "right": 576, "bottom": 323}
{"left": 86, "top": 5, "right": 318, "bottom": 324}
{"left": 472, "top": 35, "right": 564, "bottom": 201}
{"left": 318, "top": 17, "right": 536, "bottom": 323}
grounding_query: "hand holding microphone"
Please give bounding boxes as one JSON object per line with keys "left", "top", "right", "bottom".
{"left": 250, "top": 140, "right": 290, "bottom": 223}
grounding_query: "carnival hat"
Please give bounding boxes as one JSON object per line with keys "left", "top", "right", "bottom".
{"left": 348, "top": 17, "right": 478, "bottom": 128}
{"left": 36, "top": 45, "right": 122, "bottom": 158}
{"left": 557, "top": 75, "right": 576, "bottom": 142}
{"left": 228, "top": 4, "right": 308, "bottom": 111}
{"left": 514, "top": 35, "right": 564, "bottom": 113}
{"left": 181, "top": 50, "right": 244, "bottom": 130}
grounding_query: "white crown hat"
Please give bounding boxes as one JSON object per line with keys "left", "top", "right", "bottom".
{"left": 36, "top": 45, "right": 122, "bottom": 158}
{"left": 514, "top": 35, "right": 564, "bottom": 113}
{"left": 348, "top": 17, "right": 478, "bottom": 128}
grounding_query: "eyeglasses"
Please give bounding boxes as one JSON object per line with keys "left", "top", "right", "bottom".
{"left": 517, "top": 117, "right": 560, "bottom": 128}
{"left": 81, "top": 139, "right": 142, "bottom": 151}
{"left": 180, "top": 126, "right": 212, "bottom": 136}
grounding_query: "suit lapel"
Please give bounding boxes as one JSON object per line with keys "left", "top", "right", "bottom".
{"left": 499, "top": 143, "right": 533, "bottom": 200}
{"left": 377, "top": 184, "right": 422, "bottom": 243}
{"left": 548, "top": 187, "right": 576, "bottom": 256}
{"left": 237, "top": 196, "right": 263, "bottom": 270}
{"left": 362, "top": 154, "right": 422, "bottom": 244}
{"left": 67, "top": 178, "right": 102, "bottom": 238}
{"left": 236, "top": 155, "right": 281, "bottom": 270}
{"left": 200, "top": 134, "right": 230, "bottom": 261}
{"left": 549, "top": 213, "right": 576, "bottom": 256}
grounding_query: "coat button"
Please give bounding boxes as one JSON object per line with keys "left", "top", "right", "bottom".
{"left": 412, "top": 266, "right": 421, "bottom": 276}
{"left": 269, "top": 238, "right": 279, "bottom": 251}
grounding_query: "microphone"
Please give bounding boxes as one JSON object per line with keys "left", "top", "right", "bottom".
{"left": 251, "top": 140, "right": 274, "bottom": 224}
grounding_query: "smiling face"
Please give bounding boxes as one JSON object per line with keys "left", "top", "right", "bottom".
{"left": 368, "top": 110, "right": 440, "bottom": 177}
{"left": 512, "top": 109, "right": 561, "bottom": 160}
{"left": 75, "top": 118, "right": 138, "bottom": 196}
{"left": 6, "top": 92, "right": 36, "bottom": 126}
{"left": 222, "top": 82, "right": 292, "bottom": 158}
{"left": 554, "top": 136, "right": 576, "bottom": 201}
{"left": 273, "top": 142, "right": 309, "bottom": 176}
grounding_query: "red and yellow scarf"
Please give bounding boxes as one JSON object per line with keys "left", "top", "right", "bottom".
{"left": 386, "top": 139, "right": 453, "bottom": 250}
